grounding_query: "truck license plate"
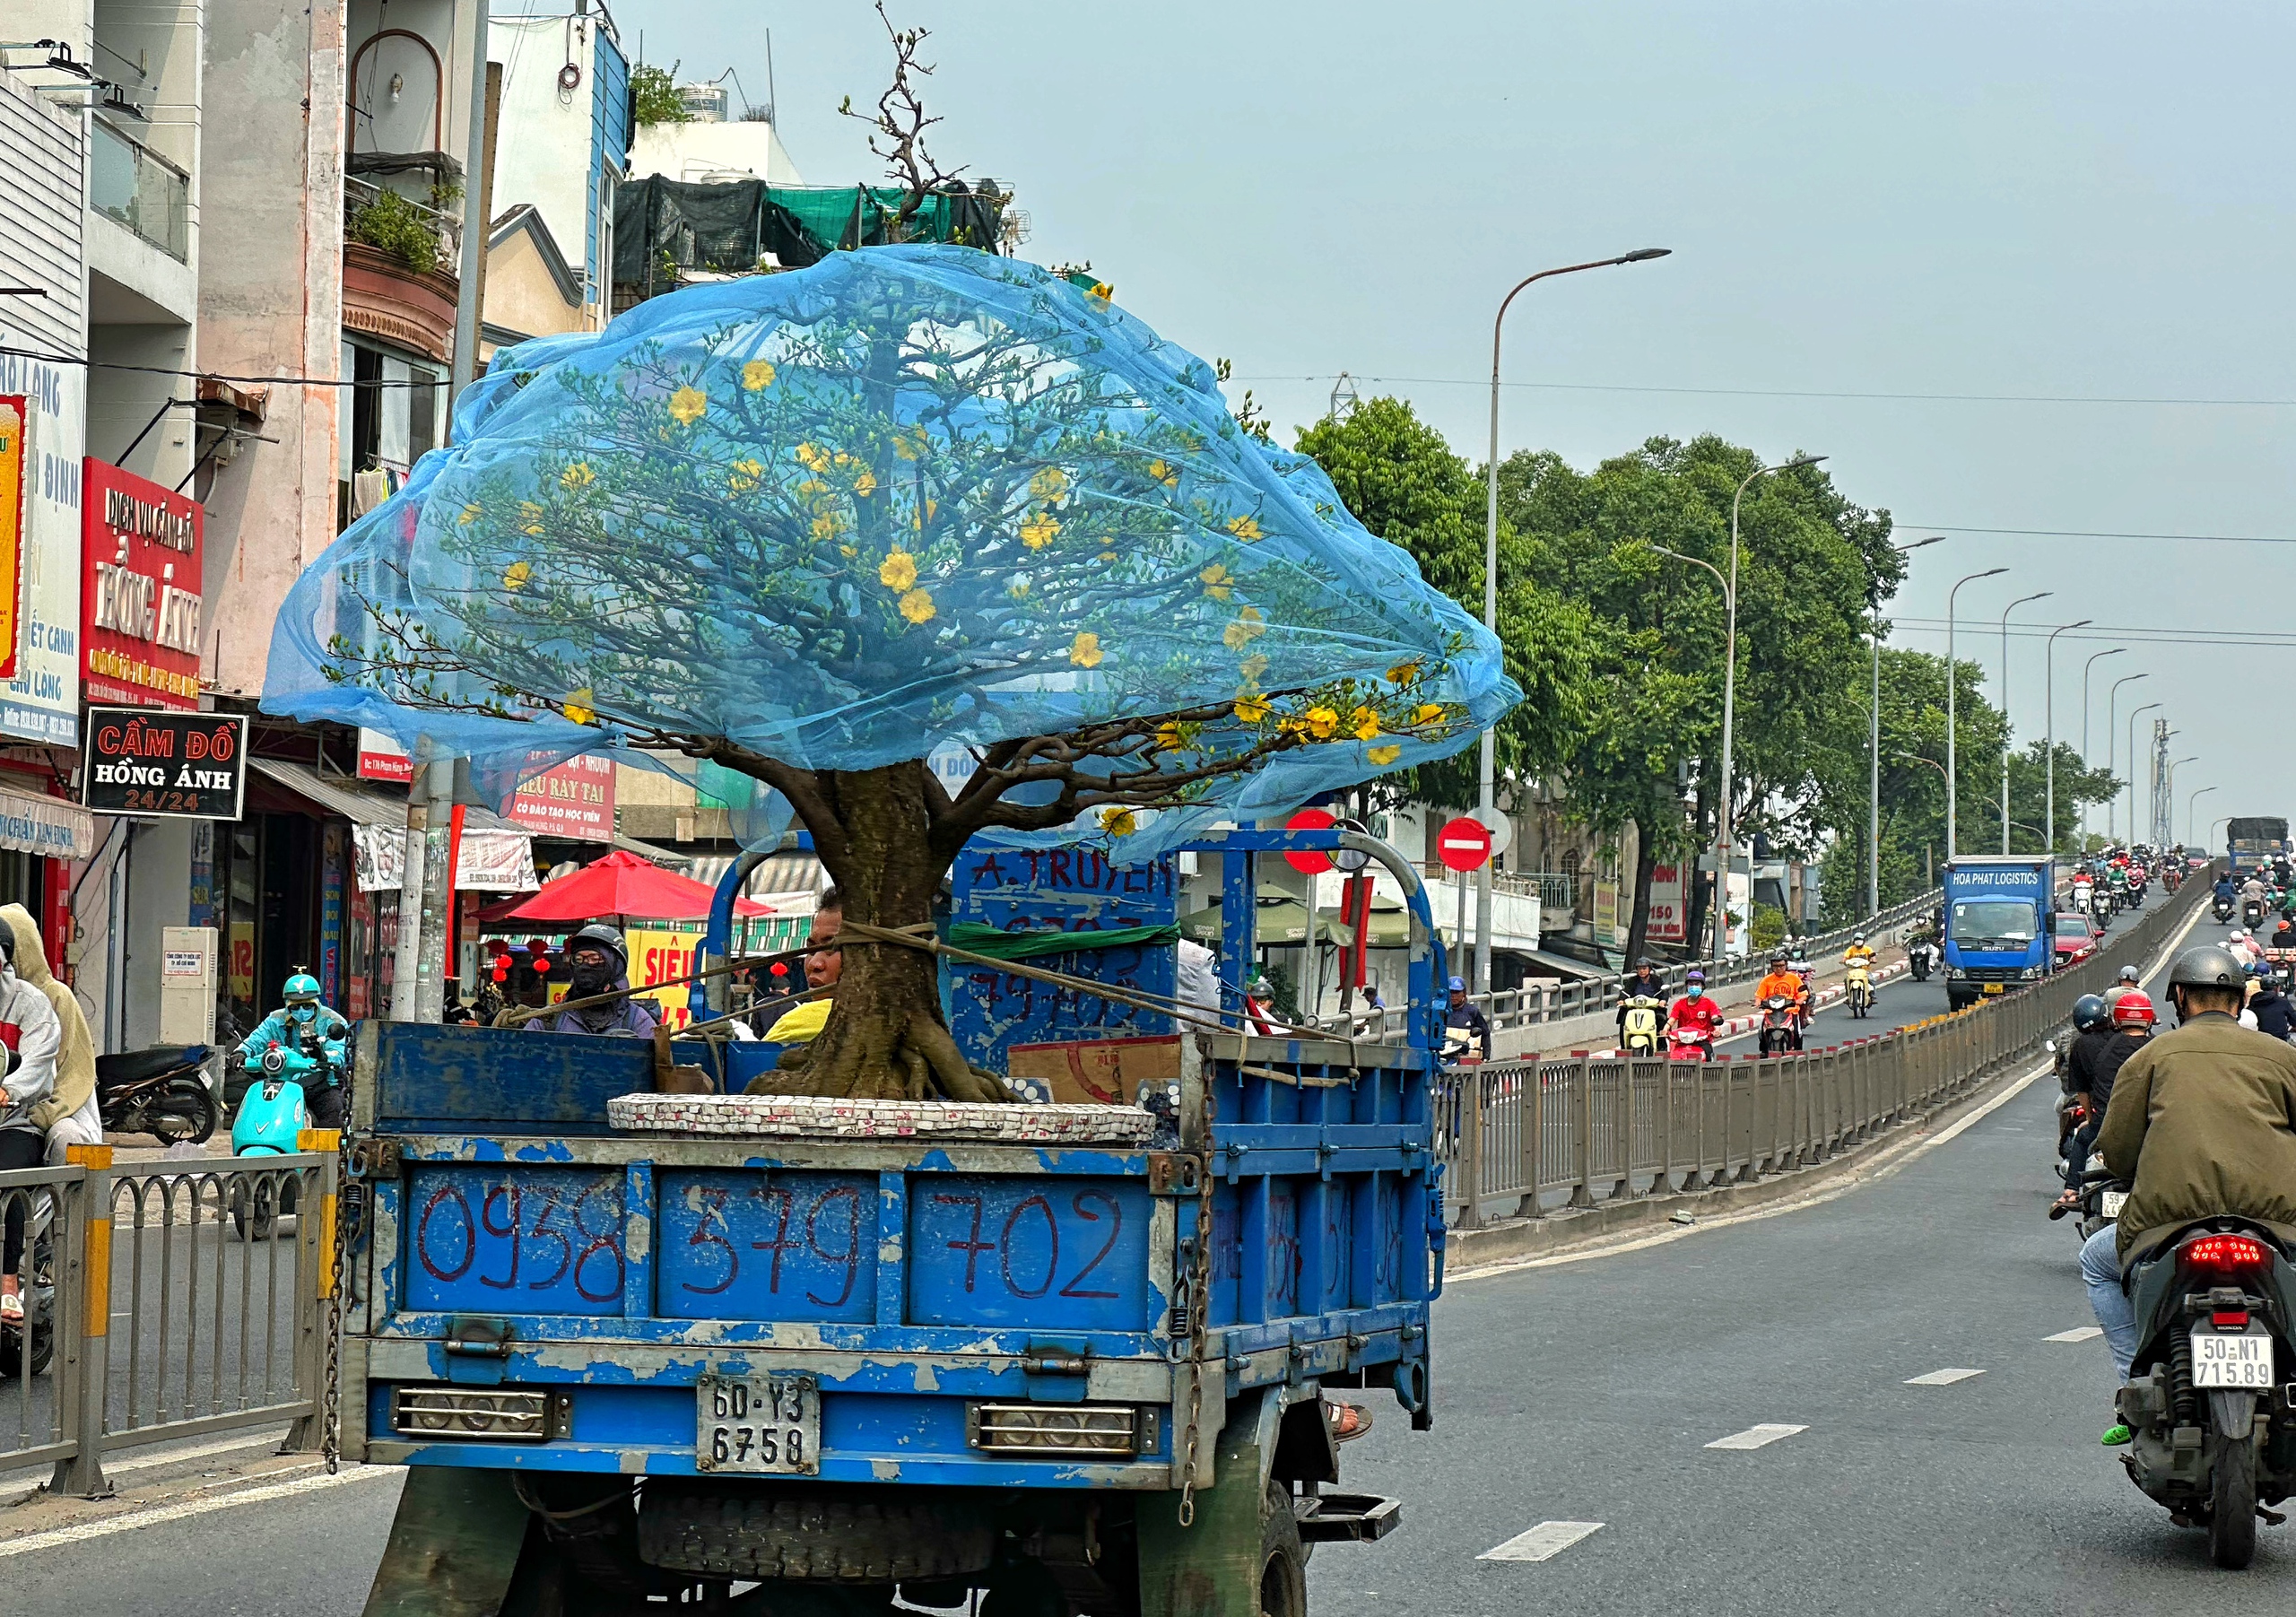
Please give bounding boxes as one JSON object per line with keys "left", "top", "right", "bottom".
{"left": 697, "top": 1373, "right": 819, "bottom": 1474}
{"left": 1981, "top": 983, "right": 2005, "bottom": 995}
{"left": 2190, "top": 1333, "right": 2275, "bottom": 1389}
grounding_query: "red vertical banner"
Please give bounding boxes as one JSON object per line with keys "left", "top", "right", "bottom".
{"left": 1341, "top": 873, "right": 1373, "bottom": 989}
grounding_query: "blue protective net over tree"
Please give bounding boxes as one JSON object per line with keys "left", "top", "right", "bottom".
{"left": 265, "top": 244, "right": 1518, "bottom": 867}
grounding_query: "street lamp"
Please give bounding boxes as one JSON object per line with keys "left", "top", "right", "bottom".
{"left": 2125, "top": 702, "right": 2161, "bottom": 845}
{"left": 1868, "top": 536, "right": 1944, "bottom": 914}
{"left": 2104, "top": 673, "right": 2149, "bottom": 843}
{"left": 1944, "top": 568, "right": 2006, "bottom": 864}
{"left": 2078, "top": 648, "right": 2125, "bottom": 848}
{"left": 2211, "top": 815, "right": 2231, "bottom": 855}
{"left": 2165, "top": 755, "right": 2198, "bottom": 846}
{"left": 1476, "top": 246, "right": 1672, "bottom": 993}
{"left": 1999, "top": 590, "right": 2053, "bottom": 853}
{"left": 2189, "top": 785, "right": 2218, "bottom": 848}
{"left": 2042, "top": 619, "right": 2092, "bottom": 856}
{"left": 1648, "top": 540, "right": 1737, "bottom": 984}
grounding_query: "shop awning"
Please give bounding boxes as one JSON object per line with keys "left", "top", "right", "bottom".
{"left": 245, "top": 760, "right": 539, "bottom": 893}
{"left": 690, "top": 850, "right": 828, "bottom": 905}
{"left": 0, "top": 784, "right": 94, "bottom": 861}
{"left": 1179, "top": 895, "right": 1414, "bottom": 950}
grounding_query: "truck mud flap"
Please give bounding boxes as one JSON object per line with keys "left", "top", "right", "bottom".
{"left": 1296, "top": 1491, "right": 1401, "bottom": 1543}
{"left": 361, "top": 1467, "right": 532, "bottom": 1617}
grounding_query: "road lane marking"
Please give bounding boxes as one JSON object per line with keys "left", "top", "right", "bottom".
{"left": 1479, "top": 1521, "right": 1605, "bottom": 1561}
{"left": 1705, "top": 1423, "right": 1806, "bottom": 1450}
{"left": 2046, "top": 1326, "right": 2103, "bottom": 1343}
{"left": 0, "top": 1465, "right": 396, "bottom": 1559}
{"left": 1905, "top": 1368, "right": 1985, "bottom": 1386}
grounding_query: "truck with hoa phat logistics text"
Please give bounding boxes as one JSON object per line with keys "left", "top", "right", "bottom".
{"left": 1941, "top": 855, "right": 2057, "bottom": 1013}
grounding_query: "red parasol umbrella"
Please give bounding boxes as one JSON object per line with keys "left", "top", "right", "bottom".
{"left": 495, "top": 849, "right": 775, "bottom": 926}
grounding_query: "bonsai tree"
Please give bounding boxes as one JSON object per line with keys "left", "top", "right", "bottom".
{"left": 268, "top": 246, "right": 1517, "bottom": 1100}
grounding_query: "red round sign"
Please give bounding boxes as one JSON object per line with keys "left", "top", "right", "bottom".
{"left": 1284, "top": 808, "right": 1337, "bottom": 874}
{"left": 1437, "top": 816, "right": 1493, "bottom": 873}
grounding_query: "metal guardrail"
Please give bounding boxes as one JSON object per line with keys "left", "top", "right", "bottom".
{"left": 1438, "top": 870, "right": 2206, "bottom": 1227}
{"left": 1339, "top": 885, "right": 1944, "bottom": 1038}
{"left": 0, "top": 1148, "right": 337, "bottom": 1493}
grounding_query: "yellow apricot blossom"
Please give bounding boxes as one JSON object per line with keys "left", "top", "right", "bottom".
{"left": 1068, "top": 631, "right": 1104, "bottom": 668}
{"left": 1234, "top": 694, "right": 1271, "bottom": 724}
{"left": 1099, "top": 806, "right": 1136, "bottom": 838}
{"left": 726, "top": 458, "right": 764, "bottom": 493}
{"left": 742, "top": 360, "right": 777, "bottom": 391}
{"left": 1019, "top": 512, "right": 1061, "bottom": 550}
{"left": 502, "top": 561, "right": 532, "bottom": 591}
{"left": 1222, "top": 606, "right": 1267, "bottom": 651}
{"left": 853, "top": 469, "right": 878, "bottom": 497}
{"left": 1368, "top": 744, "right": 1402, "bottom": 766}
{"left": 562, "top": 690, "right": 596, "bottom": 726}
{"left": 1030, "top": 466, "right": 1069, "bottom": 501}
{"left": 458, "top": 502, "right": 483, "bottom": 526}
{"left": 879, "top": 551, "right": 918, "bottom": 592}
{"left": 1304, "top": 707, "right": 1340, "bottom": 741}
{"left": 560, "top": 462, "right": 596, "bottom": 490}
{"left": 1148, "top": 458, "right": 1178, "bottom": 488}
{"left": 667, "top": 386, "right": 707, "bottom": 425}
{"left": 898, "top": 588, "right": 936, "bottom": 624}
{"left": 1199, "top": 563, "right": 1233, "bottom": 600}
{"left": 1350, "top": 706, "right": 1381, "bottom": 742}
{"left": 1411, "top": 703, "right": 1447, "bottom": 727}
{"left": 1226, "top": 515, "right": 1264, "bottom": 543}
{"left": 1386, "top": 659, "right": 1422, "bottom": 685}
{"left": 796, "top": 442, "right": 828, "bottom": 471}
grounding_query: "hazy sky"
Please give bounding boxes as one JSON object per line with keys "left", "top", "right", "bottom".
{"left": 615, "top": 0, "right": 2296, "bottom": 844}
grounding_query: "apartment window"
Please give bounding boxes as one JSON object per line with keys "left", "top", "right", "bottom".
{"left": 407, "top": 366, "right": 439, "bottom": 457}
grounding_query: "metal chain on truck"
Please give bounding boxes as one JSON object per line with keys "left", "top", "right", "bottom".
{"left": 321, "top": 1151, "right": 366, "bottom": 1475}
{"left": 1177, "top": 1065, "right": 1216, "bottom": 1527}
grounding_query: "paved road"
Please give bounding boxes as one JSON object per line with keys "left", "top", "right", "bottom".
{"left": 1315, "top": 884, "right": 2296, "bottom": 1614}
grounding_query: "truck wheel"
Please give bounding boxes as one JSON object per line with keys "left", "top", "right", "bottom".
{"left": 1258, "top": 1482, "right": 1307, "bottom": 1617}
{"left": 638, "top": 1482, "right": 994, "bottom": 1584}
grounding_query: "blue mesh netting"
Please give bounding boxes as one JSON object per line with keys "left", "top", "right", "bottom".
{"left": 264, "top": 244, "right": 1519, "bottom": 860}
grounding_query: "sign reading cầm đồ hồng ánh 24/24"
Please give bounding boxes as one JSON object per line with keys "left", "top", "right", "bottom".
{"left": 80, "top": 707, "right": 246, "bottom": 820}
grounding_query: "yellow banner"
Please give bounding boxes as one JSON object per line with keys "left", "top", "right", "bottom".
{"left": 0, "top": 399, "right": 23, "bottom": 680}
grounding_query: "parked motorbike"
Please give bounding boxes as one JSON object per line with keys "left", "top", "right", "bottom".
{"left": 227, "top": 1035, "right": 334, "bottom": 1239}
{"left": 2113, "top": 1221, "right": 2296, "bottom": 1568}
{"left": 1845, "top": 961, "right": 1874, "bottom": 1019}
{"left": 1909, "top": 939, "right": 1934, "bottom": 982}
{"left": 1619, "top": 992, "right": 1666, "bottom": 1056}
{"left": 1757, "top": 995, "right": 1805, "bottom": 1056}
{"left": 95, "top": 1044, "right": 217, "bottom": 1146}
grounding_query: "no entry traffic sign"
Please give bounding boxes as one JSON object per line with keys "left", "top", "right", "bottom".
{"left": 1437, "top": 815, "right": 1492, "bottom": 873}
{"left": 1284, "top": 807, "right": 1337, "bottom": 874}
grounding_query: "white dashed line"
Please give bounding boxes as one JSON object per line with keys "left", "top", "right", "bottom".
{"left": 2045, "top": 1326, "right": 2103, "bottom": 1343}
{"left": 1905, "top": 1368, "right": 1985, "bottom": 1386}
{"left": 1479, "top": 1521, "right": 1605, "bottom": 1562}
{"left": 1705, "top": 1423, "right": 1807, "bottom": 1450}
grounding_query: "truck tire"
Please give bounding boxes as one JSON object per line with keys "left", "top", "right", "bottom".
{"left": 637, "top": 1482, "right": 995, "bottom": 1584}
{"left": 1258, "top": 1482, "right": 1307, "bottom": 1617}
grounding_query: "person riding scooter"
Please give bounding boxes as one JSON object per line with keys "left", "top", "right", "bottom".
{"left": 2082, "top": 945, "right": 2296, "bottom": 1444}
{"left": 235, "top": 972, "right": 350, "bottom": 1131}
{"left": 1755, "top": 952, "right": 1807, "bottom": 1021}
{"left": 1665, "top": 968, "right": 1723, "bottom": 1060}
{"left": 2050, "top": 994, "right": 2119, "bottom": 1213}
{"left": 1617, "top": 959, "right": 1669, "bottom": 1054}
{"left": 0, "top": 925, "right": 61, "bottom": 1327}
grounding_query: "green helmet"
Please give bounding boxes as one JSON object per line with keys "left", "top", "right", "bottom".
{"left": 283, "top": 972, "right": 322, "bottom": 1005}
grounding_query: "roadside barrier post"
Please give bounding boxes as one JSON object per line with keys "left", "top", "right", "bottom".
{"left": 56, "top": 1143, "right": 114, "bottom": 1500}
{"left": 1569, "top": 1055, "right": 1596, "bottom": 1208}
{"left": 284, "top": 1129, "right": 343, "bottom": 1455}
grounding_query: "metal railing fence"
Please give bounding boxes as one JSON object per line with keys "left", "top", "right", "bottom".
{"left": 0, "top": 1147, "right": 337, "bottom": 1495}
{"left": 1439, "top": 872, "right": 2206, "bottom": 1227}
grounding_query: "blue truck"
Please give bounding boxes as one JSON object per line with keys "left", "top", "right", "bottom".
{"left": 335, "top": 826, "right": 1440, "bottom": 1617}
{"left": 1941, "top": 854, "right": 2058, "bottom": 1012}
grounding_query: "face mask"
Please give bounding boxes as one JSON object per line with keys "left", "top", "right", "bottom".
{"left": 569, "top": 956, "right": 616, "bottom": 996}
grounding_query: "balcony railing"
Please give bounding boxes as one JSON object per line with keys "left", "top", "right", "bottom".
{"left": 344, "top": 175, "right": 463, "bottom": 274}
{"left": 91, "top": 117, "right": 189, "bottom": 262}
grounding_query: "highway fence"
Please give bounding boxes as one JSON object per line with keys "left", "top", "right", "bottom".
{"left": 0, "top": 1147, "right": 336, "bottom": 1495}
{"left": 1437, "top": 871, "right": 2208, "bottom": 1228}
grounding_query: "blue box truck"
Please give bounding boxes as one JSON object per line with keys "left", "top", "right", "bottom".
{"left": 1943, "top": 854, "right": 2058, "bottom": 1011}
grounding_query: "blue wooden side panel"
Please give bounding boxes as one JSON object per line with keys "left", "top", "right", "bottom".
{"left": 908, "top": 1175, "right": 1152, "bottom": 1332}
{"left": 657, "top": 1169, "right": 879, "bottom": 1322}
{"left": 405, "top": 1164, "right": 628, "bottom": 1316}
{"left": 946, "top": 840, "right": 1178, "bottom": 1077}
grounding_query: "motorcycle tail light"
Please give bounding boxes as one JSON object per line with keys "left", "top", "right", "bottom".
{"left": 2214, "top": 1310, "right": 2252, "bottom": 1330}
{"left": 2179, "top": 1233, "right": 2273, "bottom": 1276}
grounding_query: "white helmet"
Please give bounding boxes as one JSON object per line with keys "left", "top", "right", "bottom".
{"left": 1853, "top": 932, "right": 1867, "bottom": 944}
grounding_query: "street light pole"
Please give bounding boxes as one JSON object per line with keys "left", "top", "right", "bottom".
{"left": 2189, "top": 785, "right": 2218, "bottom": 848}
{"left": 2126, "top": 702, "right": 2161, "bottom": 845}
{"left": 2104, "top": 674, "right": 2149, "bottom": 844}
{"left": 1870, "top": 536, "right": 1944, "bottom": 915}
{"left": 1477, "top": 246, "right": 1671, "bottom": 994}
{"left": 1945, "top": 568, "right": 2007, "bottom": 865}
{"left": 1649, "top": 542, "right": 1735, "bottom": 986}
{"left": 1999, "top": 591, "right": 2053, "bottom": 854}
{"left": 2078, "top": 648, "right": 2124, "bottom": 849}
{"left": 2166, "top": 755, "right": 2198, "bottom": 847}
{"left": 2043, "top": 619, "right": 2092, "bottom": 856}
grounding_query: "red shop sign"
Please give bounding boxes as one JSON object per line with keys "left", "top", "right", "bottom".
{"left": 81, "top": 458, "right": 203, "bottom": 709}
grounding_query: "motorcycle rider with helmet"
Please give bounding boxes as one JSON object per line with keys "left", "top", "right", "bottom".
{"left": 1616, "top": 959, "right": 1669, "bottom": 1050}
{"left": 2083, "top": 944, "right": 2296, "bottom": 1444}
{"left": 1665, "top": 968, "right": 1724, "bottom": 1057}
{"left": 2049, "top": 994, "right": 2119, "bottom": 1213}
{"left": 1755, "top": 952, "right": 1805, "bottom": 1016}
{"left": 525, "top": 924, "right": 659, "bottom": 1039}
{"left": 234, "top": 971, "right": 352, "bottom": 1130}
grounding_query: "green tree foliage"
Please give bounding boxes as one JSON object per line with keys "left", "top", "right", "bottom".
{"left": 1292, "top": 399, "right": 1592, "bottom": 811}
{"left": 631, "top": 65, "right": 691, "bottom": 129}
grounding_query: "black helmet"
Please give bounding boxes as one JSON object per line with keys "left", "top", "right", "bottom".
{"left": 2071, "top": 994, "right": 2109, "bottom": 1032}
{"left": 568, "top": 922, "right": 628, "bottom": 967}
{"left": 2168, "top": 943, "right": 2248, "bottom": 995}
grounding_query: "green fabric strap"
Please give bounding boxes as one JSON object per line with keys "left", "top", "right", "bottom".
{"left": 944, "top": 921, "right": 1180, "bottom": 962}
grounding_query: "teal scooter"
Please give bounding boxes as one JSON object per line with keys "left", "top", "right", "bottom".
{"left": 229, "top": 1036, "right": 328, "bottom": 1239}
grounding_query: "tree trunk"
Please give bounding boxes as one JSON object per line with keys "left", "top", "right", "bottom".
{"left": 753, "top": 760, "right": 1010, "bottom": 1103}
{"left": 1623, "top": 826, "right": 1658, "bottom": 964}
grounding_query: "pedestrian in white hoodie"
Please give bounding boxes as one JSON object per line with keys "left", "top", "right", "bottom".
{"left": 0, "top": 922, "right": 61, "bottom": 1324}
